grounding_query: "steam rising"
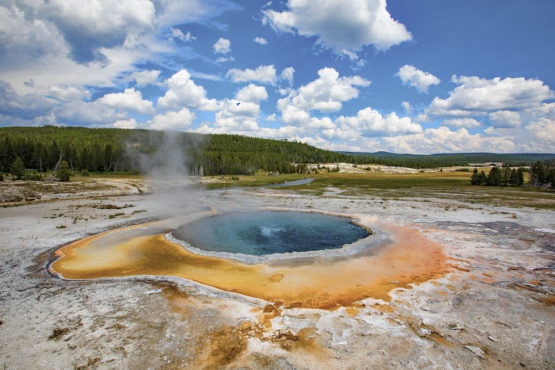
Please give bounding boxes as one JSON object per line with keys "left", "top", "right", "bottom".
{"left": 132, "top": 129, "right": 206, "bottom": 218}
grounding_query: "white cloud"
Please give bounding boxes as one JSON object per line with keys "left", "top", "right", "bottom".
{"left": 527, "top": 118, "right": 555, "bottom": 146}
{"left": 213, "top": 37, "right": 231, "bottom": 54}
{"left": 335, "top": 108, "right": 422, "bottom": 138}
{"left": 236, "top": 84, "right": 268, "bottom": 103}
{"left": 341, "top": 49, "right": 358, "bottom": 61}
{"left": 442, "top": 118, "right": 481, "bottom": 128}
{"left": 383, "top": 126, "right": 516, "bottom": 154}
{"left": 130, "top": 70, "right": 160, "bottom": 87}
{"left": 43, "top": 0, "right": 156, "bottom": 63}
{"left": 113, "top": 118, "right": 138, "bottom": 129}
{"left": 170, "top": 28, "right": 195, "bottom": 42}
{"left": 0, "top": 0, "right": 239, "bottom": 127}
{"left": 200, "top": 84, "right": 269, "bottom": 133}
{"left": 488, "top": 110, "right": 521, "bottom": 128}
{"left": 226, "top": 65, "right": 277, "bottom": 85}
{"left": 401, "top": 101, "right": 412, "bottom": 114}
{"left": 414, "top": 113, "right": 429, "bottom": 123}
{"left": 98, "top": 88, "right": 154, "bottom": 114}
{"left": 396, "top": 65, "right": 440, "bottom": 93}
{"left": 280, "top": 67, "right": 295, "bottom": 86}
{"left": 214, "top": 100, "right": 261, "bottom": 131}
{"left": 0, "top": 0, "right": 234, "bottom": 96}
{"left": 147, "top": 108, "right": 196, "bottom": 131}
{"left": 215, "top": 56, "right": 235, "bottom": 63}
{"left": 428, "top": 75, "right": 553, "bottom": 116}
{"left": 263, "top": 0, "right": 411, "bottom": 54}
{"left": 54, "top": 99, "right": 127, "bottom": 125}
{"left": 277, "top": 67, "right": 370, "bottom": 125}
{"left": 157, "top": 69, "right": 218, "bottom": 111}
{"left": 254, "top": 37, "right": 268, "bottom": 45}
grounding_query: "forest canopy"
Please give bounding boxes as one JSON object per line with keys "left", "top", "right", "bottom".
{"left": 1, "top": 126, "right": 554, "bottom": 176}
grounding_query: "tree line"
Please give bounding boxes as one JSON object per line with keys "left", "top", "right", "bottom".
{"left": 0, "top": 126, "right": 351, "bottom": 177}
{"left": 1, "top": 126, "right": 554, "bottom": 179}
{"left": 470, "top": 161, "right": 555, "bottom": 188}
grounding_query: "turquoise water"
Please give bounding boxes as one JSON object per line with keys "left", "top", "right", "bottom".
{"left": 172, "top": 211, "right": 370, "bottom": 256}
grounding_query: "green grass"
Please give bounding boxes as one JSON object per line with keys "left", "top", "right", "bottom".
{"left": 203, "top": 173, "right": 311, "bottom": 189}
{"left": 72, "top": 170, "right": 143, "bottom": 180}
{"left": 268, "top": 172, "right": 555, "bottom": 210}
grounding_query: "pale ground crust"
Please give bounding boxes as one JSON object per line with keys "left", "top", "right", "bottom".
{"left": 0, "top": 176, "right": 554, "bottom": 369}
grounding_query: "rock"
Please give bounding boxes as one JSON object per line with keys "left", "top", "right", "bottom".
{"left": 465, "top": 345, "right": 485, "bottom": 359}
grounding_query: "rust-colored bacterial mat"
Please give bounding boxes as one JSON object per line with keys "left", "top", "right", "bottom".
{"left": 50, "top": 221, "right": 448, "bottom": 309}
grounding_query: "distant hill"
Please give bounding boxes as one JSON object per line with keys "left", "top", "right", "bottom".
{"left": 339, "top": 151, "right": 555, "bottom": 168}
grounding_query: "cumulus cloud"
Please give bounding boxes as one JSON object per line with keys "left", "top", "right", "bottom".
{"left": 236, "top": 84, "right": 268, "bottom": 103}
{"left": 488, "top": 110, "right": 521, "bottom": 128}
{"left": 396, "top": 65, "right": 440, "bottom": 93}
{"left": 3, "top": 0, "right": 235, "bottom": 65}
{"left": 0, "top": 4, "right": 68, "bottom": 68}
{"left": 54, "top": 99, "right": 127, "bottom": 126}
{"left": 383, "top": 126, "right": 516, "bottom": 154}
{"left": 335, "top": 108, "right": 422, "bottom": 138}
{"left": 442, "top": 118, "right": 481, "bottom": 128}
{"left": 157, "top": 69, "right": 218, "bottom": 111}
{"left": 0, "top": 81, "right": 56, "bottom": 120}
{"left": 42, "top": 0, "right": 156, "bottom": 63}
{"left": 428, "top": 75, "right": 553, "bottom": 116}
{"left": 113, "top": 118, "right": 138, "bottom": 129}
{"left": 98, "top": 88, "right": 154, "bottom": 114}
{"left": 214, "top": 100, "right": 262, "bottom": 131}
{"left": 527, "top": 118, "right": 555, "bottom": 146}
{"left": 280, "top": 67, "right": 295, "bottom": 86}
{"left": 213, "top": 84, "right": 269, "bottom": 131}
{"left": 253, "top": 37, "right": 268, "bottom": 45}
{"left": 277, "top": 67, "right": 370, "bottom": 125}
{"left": 213, "top": 38, "right": 231, "bottom": 54}
{"left": 130, "top": 70, "right": 161, "bottom": 87}
{"left": 147, "top": 108, "right": 196, "bottom": 131}
{"left": 226, "top": 65, "right": 277, "bottom": 85}
{"left": 263, "top": 0, "right": 411, "bottom": 54}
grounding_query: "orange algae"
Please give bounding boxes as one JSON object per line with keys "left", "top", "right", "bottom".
{"left": 50, "top": 222, "right": 448, "bottom": 309}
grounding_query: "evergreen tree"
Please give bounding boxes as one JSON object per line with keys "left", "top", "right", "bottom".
{"left": 516, "top": 168, "right": 524, "bottom": 186}
{"left": 510, "top": 169, "right": 518, "bottom": 187}
{"left": 56, "top": 160, "right": 71, "bottom": 182}
{"left": 501, "top": 164, "right": 511, "bottom": 186}
{"left": 487, "top": 167, "right": 502, "bottom": 186}
{"left": 470, "top": 168, "right": 480, "bottom": 185}
{"left": 530, "top": 160, "right": 545, "bottom": 186}
{"left": 10, "top": 156, "right": 25, "bottom": 180}
{"left": 478, "top": 170, "right": 487, "bottom": 185}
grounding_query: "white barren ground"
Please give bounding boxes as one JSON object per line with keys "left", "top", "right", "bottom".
{"left": 0, "top": 176, "right": 553, "bottom": 368}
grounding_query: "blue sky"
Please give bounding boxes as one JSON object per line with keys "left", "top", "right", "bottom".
{"left": 1, "top": 0, "right": 554, "bottom": 153}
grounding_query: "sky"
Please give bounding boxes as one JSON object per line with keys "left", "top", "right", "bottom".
{"left": 0, "top": 0, "right": 554, "bottom": 154}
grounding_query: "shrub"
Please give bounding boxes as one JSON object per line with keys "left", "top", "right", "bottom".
{"left": 56, "top": 161, "right": 71, "bottom": 182}
{"left": 10, "top": 157, "right": 25, "bottom": 180}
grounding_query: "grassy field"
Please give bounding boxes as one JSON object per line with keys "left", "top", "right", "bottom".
{"left": 202, "top": 173, "right": 310, "bottom": 189}
{"left": 6, "top": 169, "right": 553, "bottom": 210}
{"left": 237, "top": 171, "right": 555, "bottom": 210}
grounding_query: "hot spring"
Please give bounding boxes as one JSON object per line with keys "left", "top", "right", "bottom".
{"left": 49, "top": 209, "right": 448, "bottom": 308}
{"left": 171, "top": 211, "right": 371, "bottom": 257}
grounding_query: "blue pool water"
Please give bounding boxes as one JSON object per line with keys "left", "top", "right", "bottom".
{"left": 172, "top": 211, "right": 370, "bottom": 256}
